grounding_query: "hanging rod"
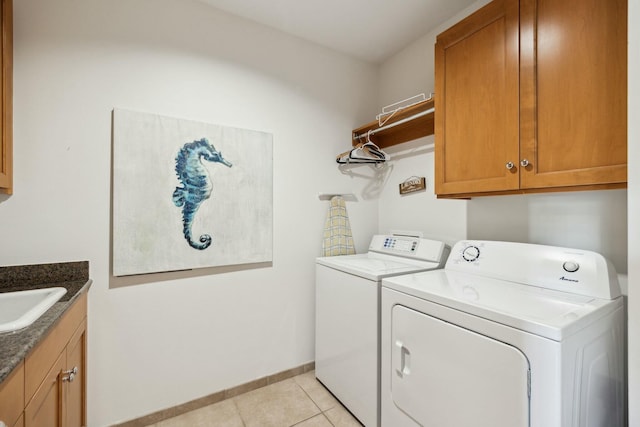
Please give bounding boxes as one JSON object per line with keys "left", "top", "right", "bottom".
{"left": 352, "top": 107, "right": 435, "bottom": 141}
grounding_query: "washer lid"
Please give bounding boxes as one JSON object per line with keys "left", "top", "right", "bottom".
{"left": 382, "top": 270, "right": 623, "bottom": 341}
{"left": 316, "top": 253, "right": 442, "bottom": 281}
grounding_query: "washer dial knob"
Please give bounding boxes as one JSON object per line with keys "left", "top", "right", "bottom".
{"left": 462, "top": 245, "right": 480, "bottom": 262}
{"left": 563, "top": 261, "right": 580, "bottom": 273}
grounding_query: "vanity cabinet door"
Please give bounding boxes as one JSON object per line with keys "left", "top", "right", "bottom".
{"left": 24, "top": 294, "right": 87, "bottom": 427}
{"left": 24, "top": 353, "right": 65, "bottom": 427}
{"left": 63, "top": 320, "right": 87, "bottom": 427}
{"left": 0, "top": 361, "right": 24, "bottom": 427}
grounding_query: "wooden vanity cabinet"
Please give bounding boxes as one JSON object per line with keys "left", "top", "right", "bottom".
{"left": 0, "top": 292, "right": 87, "bottom": 427}
{"left": 0, "top": 361, "right": 24, "bottom": 427}
{"left": 435, "top": 0, "right": 627, "bottom": 197}
{"left": 0, "top": 0, "right": 11, "bottom": 195}
{"left": 24, "top": 293, "right": 87, "bottom": 427}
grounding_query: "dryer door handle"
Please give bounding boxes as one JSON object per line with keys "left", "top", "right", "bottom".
{"left": 394, "top": 340, "right": 411, "bottom": 378}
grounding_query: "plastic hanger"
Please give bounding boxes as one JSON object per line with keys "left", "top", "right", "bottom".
{"left": 336, "top": 132, "right": 390, "bottom": 165}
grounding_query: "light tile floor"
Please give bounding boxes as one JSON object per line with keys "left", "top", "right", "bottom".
{"left": 147, "top": 371, "right": 363, "bottom": 427}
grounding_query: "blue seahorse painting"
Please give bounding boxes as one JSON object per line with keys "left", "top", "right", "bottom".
{"left": 172, "top": 138, "right": 232, "bottom": 250}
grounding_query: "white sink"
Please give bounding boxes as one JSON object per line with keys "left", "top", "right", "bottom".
{"left": 0, "top": 287, "right": 67, "bottom": 333}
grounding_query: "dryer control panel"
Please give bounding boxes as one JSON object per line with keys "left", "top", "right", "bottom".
{"left": 446, "top": 240, "right": 621, "bottom": 300}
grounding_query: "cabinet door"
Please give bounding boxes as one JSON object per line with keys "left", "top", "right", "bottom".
{"left": 12, "top": 414, "right": 24, "bottom": 427}
{"left": 0, "top": 361, "right": 23, "bottom": 427}
{"left": 435, "top": 0, "right": 520, "bottom": 196}
{"left": 24, "top": 352, "right": 64, "bottom": 427}
{"left": 64, "top": 320, "right": 86, "bottom": 427}
{"left": 0, "top": 0, "right": 11, "bottom": 194}
{"left": 519, "top": 0, "right": 627, "bottom": 189}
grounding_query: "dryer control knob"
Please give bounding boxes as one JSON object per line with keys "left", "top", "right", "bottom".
{"left": 462, "top": 246, "right": 480, "bottom": 262}
{"left": 563, "top": 261, "right": 580, "bottom": 273}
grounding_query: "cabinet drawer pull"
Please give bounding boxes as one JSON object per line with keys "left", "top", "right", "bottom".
{"left": 505, "top": 161, "right": 515, "bottom": 170}
{"left": 520, "top": 159, "right": 530, "bottom": 167}
{"left": 62, "top": 366, "right": 79, "bottom": 382}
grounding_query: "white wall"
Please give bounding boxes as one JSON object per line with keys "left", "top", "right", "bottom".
{"left": 0, "top": 0, "right": 379, "bottom": 425}
{"left": 377, "top": 0, "right": 628, "bottom": 275}
{"left": 627, "top": 0, "right": 638, "bottom": 423}
{"left": 377, "top": 136, "right": 467, "bottom": 245}
{"left": 376, "top": 0, "right": 492, "bottom": 246}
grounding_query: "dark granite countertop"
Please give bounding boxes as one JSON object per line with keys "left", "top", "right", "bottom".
{"left": 0, "top": 261, "right": 92, "bottom": 385}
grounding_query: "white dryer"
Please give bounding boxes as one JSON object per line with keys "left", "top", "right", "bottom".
{"left": 316, "top": 235, "right": 450, "bottom": 427}
{"left": 381, "top": 240, "right": 626, "bottom": 427}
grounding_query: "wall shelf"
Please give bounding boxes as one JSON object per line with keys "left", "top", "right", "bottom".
{"left": 351, "top": 98, "right": 435, "bottom": 149}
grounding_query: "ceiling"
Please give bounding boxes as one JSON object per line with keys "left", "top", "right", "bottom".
{"left": 196, "top": 0, "right": 478, "bottom": 64}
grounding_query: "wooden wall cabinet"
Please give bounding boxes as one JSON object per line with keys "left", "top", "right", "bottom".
{"left": 0, "top": 0, "right": 11, "bottom": 195}
{"left": 435, "top": 0, "right": 627, "bottom": 198}
{"left": 0, "top": 293, "right": 87, "bottom": 427}
{"left": 25, "top": 293, "right": 87, "bottom": 427}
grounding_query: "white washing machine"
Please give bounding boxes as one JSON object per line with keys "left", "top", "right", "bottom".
{"left": 316, "top": 234, "right": 450, "bottom": 427}
{"left": 381, "top": 240, "right": 626, "bottom": 427}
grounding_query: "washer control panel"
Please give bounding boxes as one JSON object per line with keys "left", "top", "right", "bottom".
{"left": 369, "top": 235, "right": 449, "bottom": 263}
{"left": 446, "top": 240, "right": 620, "bottom": 299}
{"left": 382, "top": 236, "right": 418, "bottom": 253}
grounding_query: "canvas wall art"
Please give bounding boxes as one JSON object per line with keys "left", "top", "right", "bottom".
{"left": 112, "top": 109, "right": 273, "bottom": 276}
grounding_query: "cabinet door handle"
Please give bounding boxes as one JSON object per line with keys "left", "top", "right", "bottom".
{"left": 520, "top": 159, "right": 530, "bottom": 167}
{"left": 506, "top": 161, "right": 515, "bottom": 170}
{"left": 62, "top": 366, "right": 79, "bottom": 382}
